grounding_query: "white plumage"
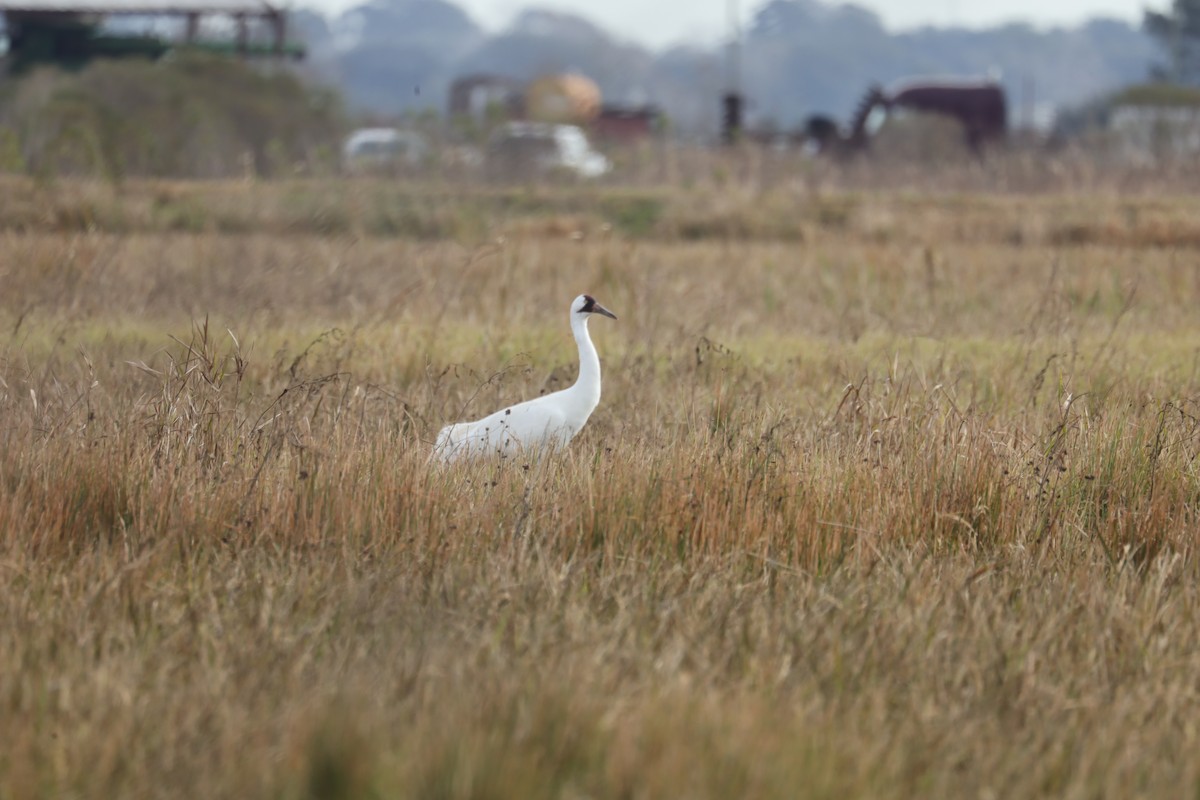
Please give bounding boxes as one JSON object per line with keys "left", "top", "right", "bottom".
{"left": 433, "top": 293, "right": 617, "bottom": 462}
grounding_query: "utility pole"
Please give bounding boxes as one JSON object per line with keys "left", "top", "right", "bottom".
{"left": 1022, "top": 74, "right": 1035, "bottom": 132}
{"left": 1173, "top": 7, "right": 1183, "bottom": 83}
{"left": 722, "top": 0, "right": 743, "bottom": 144}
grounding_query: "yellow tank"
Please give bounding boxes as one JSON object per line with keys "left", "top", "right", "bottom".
{"left": 525, "top": 74, "right": 602, "bottom": 125}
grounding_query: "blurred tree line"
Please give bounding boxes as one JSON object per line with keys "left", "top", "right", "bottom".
{"left": 298, "top": 0, "right": 1159, "bottom": 134}
{"left": 0, "top": 52, "right": 343, "bottom": 180}
{"left": 1145, "top": 0, "right": 1200, "bottom": 83}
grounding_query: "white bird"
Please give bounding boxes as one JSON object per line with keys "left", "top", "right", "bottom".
{"left": 434, "top": 294, "right": 617, "bottom": 462}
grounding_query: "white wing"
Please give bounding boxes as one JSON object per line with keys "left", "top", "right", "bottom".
{"left": 434, "top": 392, "right": 577, "bottom": 462}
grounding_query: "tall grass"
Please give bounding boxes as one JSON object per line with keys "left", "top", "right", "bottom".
{"left": 3, "top": 175, "right": 1200, "bottom": 797}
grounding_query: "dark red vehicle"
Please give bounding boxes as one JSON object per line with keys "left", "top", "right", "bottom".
{"left": 809, "top": 79, "right": 1008, "bottom": 155}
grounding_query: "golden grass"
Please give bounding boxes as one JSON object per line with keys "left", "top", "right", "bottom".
{"left": 4, "top": 174, "right": 1200, "bottom": 797}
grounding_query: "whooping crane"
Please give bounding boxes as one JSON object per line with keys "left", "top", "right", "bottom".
{"left": 433, "top": 294, "right": 618, "bottom": 462}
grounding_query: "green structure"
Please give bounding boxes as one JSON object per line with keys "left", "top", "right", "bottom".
{"left": 0, "top": 0, "right": 303, "bottom": 74}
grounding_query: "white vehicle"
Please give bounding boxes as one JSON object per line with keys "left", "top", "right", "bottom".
{"left": 486, "top": 122, "right": 610, "bottom": 179}
{"left": 342, "top": 128, "right": 428, "bottom": 170}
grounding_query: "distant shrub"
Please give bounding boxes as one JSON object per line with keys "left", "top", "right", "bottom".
{"left": 0, "top": 53, "right": 344, "bottom": 179}
{"left": 1112, "top": 82, "right": 1200, "bottom": 109}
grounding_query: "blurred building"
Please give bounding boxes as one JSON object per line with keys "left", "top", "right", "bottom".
{"left": 1106, "top": 85, "right": 1200, "bottom": 163}
{"left": 591, "top": 105, "right": 662, "bottom": 145}
{"left": 447, "top": 73, "right": 523, "bottom": 121}
{"left": 448, "top": 70, "right": 661, "bottom": 147}
{"left": 0, "top": 0, "right": 303, "bottom": 74}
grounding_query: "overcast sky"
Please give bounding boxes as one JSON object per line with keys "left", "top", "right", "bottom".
{"left": 378, "top": 1, "right": 1154, "bottom": 48}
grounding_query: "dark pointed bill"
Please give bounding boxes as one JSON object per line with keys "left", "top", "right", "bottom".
{"left": 592, "top": 302, "right": 618, "bottom": 320}
{"left": 580, "top": 294, "right": 618, "bottom": 319}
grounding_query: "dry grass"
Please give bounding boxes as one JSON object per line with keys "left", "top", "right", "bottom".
{"left": 4, "top": 172, "right": 1200, "bottom": 798}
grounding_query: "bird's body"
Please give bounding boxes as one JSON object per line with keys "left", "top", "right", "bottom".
{"left": 434, "top": 294, "right": 617, "bottom": 462}
{"left": 434, "top": 386, "right": 588, "bottom": 459}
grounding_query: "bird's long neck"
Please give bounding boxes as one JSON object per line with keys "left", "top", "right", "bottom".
{"left": 570, "top": 314, "right": 602, "bottom": 405}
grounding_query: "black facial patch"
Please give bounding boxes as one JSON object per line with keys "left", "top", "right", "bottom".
{"left": 580, "top": 295, "right": 596, "bottom": 313}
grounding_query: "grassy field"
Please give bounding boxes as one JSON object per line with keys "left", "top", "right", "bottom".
{"left": 4, "top": 170, "right": 1200, "bottom": 798}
